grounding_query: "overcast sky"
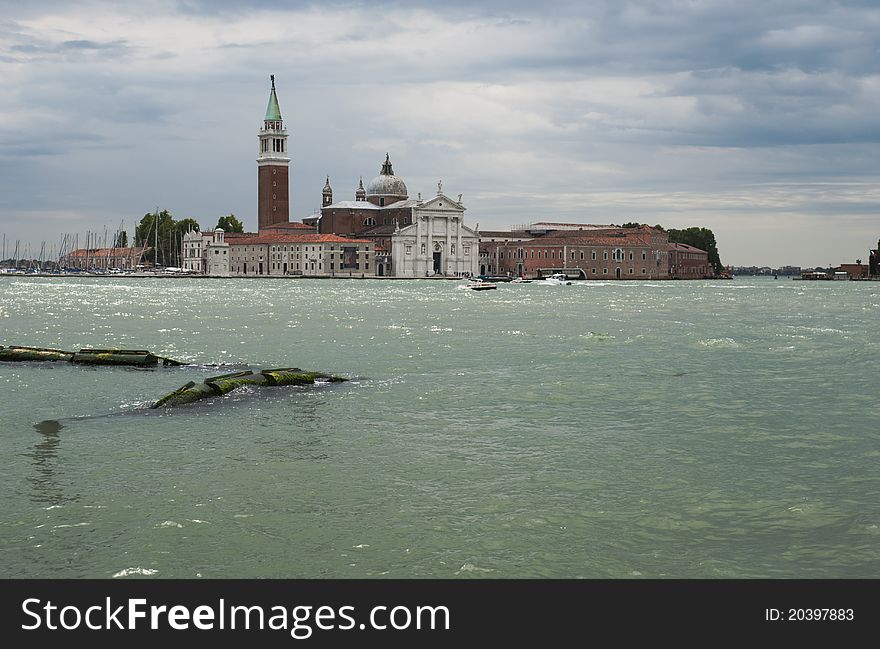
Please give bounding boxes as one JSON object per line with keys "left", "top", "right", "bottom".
{"left": 2, "top": 0, "right": 879, "bottom": 266}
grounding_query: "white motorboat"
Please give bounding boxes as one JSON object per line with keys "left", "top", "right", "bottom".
{"left": 541, "top": 273, "right": 572, "bottom": 285}
{"left": 465, "top": 278, "right": 497, "bottom": 291}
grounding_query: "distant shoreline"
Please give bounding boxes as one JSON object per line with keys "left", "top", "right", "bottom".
{"left": 3, "top": 273, "right": 730, "bottom": 281}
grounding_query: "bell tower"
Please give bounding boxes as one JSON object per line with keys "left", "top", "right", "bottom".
{"left": 322, "top": 176, "right": 333, "bottom": 207}
{"left": 257, "top": 74, "right": 290, "bottom": 230}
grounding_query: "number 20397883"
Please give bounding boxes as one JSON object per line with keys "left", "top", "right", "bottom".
{"left": 765, "top": 608, "right": 854, "bottom": 622}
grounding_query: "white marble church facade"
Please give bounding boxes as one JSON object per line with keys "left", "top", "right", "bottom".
{"left": 390, "top": 187, "right": 479, "bottom": 278}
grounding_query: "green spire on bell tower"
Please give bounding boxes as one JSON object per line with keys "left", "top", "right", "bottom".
{"left": 265, "top": 74, "right": 283, "bottom": 122}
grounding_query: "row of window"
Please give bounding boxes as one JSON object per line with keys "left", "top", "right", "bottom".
{"left": 230, "top": 260, "right": 371, "bottom": 273}
{"left": 231, "top": 245, "right": 365, "bottom": 253}
{"left": 267, "top": 251, "right": 365, "bottom": 261}
{"left": 404, "top": 244, "right": 470, "bottom": 255}
{"left": 494, "top": 248, "right": 655, "bottom": 261}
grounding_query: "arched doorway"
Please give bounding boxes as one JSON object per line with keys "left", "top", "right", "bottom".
{"left": 433, "top": 243, "right": 442, "bottom": 275}
{"left": 615, "top": 267, "right": 621, "bottom": 279}
{"left": 480, "top": 264, "right": 486, "bottom": 275}
{"left": 377, "top": 263, "right": 384, "bottom": 277}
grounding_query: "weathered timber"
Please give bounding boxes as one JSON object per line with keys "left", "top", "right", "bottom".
{"left": 0, "top": 345, "right": 75, "bottom": 362}
{"left": 151, "top": 381, "right": 216, "bottom": 408}
{"left": 72, "top": 349, "right": 184, "bottom": 367}
{"left": 151, "top": 368, "right": 348, "bottom": 409}
{"left": 0, "top": 344, "right": 184, "bottom": 367}
{"left": 205, "top": 370, "right": 270, "bottom": 394}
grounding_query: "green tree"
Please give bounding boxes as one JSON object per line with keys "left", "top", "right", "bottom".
{"left": 113, "top": 230, "right": 128, "bottom": 248}
{"left": 621, "top": 222, "right": 641, "bottom": 228}
{"left": 135, "top": 210, "right": 176, "bottom": 266}
{"left": 216, "top": 214, "right": 244, "bottom": 233}
{"left": 667, "top": 227, "right": 723, "bottom": 276}
{"left": 176, "top": 218, "right": 200, "bottom": 235}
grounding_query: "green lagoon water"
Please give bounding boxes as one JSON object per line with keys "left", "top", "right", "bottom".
{"left": 1, "top": 276, "right": 878, "bottom": 578}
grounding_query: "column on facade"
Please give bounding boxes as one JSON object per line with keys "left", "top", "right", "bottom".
{"left": 456, "top": 218, "right": 462, "bottom": 276}
{"left": 445, "top": 216, "right": 452, "bottom": 275}
{"left": 416, "top": 214, "right": 422, "bottom": 276}
{"left": 426, "top": 215, "right": 433, "bottom": 276}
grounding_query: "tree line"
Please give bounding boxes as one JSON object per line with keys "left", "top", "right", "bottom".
{"left": 134, "top": 211, "right": 244, "bottom": 266}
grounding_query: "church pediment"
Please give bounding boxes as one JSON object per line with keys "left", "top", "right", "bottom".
{"left": 392, "top": 221, "right": 479, "bottom": 239}
{"left": 419, "top": 193, "right": 465, "bottom": 212}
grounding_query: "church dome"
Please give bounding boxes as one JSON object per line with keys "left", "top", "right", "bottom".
{"left": 366, "top": 154, "right": 408, "bottom": 200}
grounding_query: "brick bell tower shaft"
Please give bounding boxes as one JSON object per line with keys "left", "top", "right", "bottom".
{"left": 257, "top": 74, "right": 290, "bottom": 230}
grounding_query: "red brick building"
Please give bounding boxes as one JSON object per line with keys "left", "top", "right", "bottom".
{"left": 836, "top": 263, "right": 868, "bottom": 279}
{"left": 668, "top": 242, "right": 711, "bottom": 278}
{"left": 483, "top": 225, "right": 676, "bottom": 280}
{"left": 257, "top": 75, "right": 290, "bottom": 231}
{"left": 316, "top": 155, "right": 417, "bottom": 237}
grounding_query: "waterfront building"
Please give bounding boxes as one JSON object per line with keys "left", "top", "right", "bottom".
{"left": 482, "top": 225, "right": 676, "bottom": 279}
{"left": 668, "top": 242, "right": 710, "bottom": 279}
{"left": 835, "top": 263, "right": 868, "bottom": 279}
{"left": 60, "top": 246, "right": 150, "bottom": 271}
{"left": 316, "top": 156, "right": 478, "bottom": 277}
{"left": 227, "top": 233, "right": 374, "bottom": 277}
{"left": 869, "top": 239, "right": 879, "bottom": 277}
{"left": 478, "top": 224, "right": 711, "bottom": 279}
{"left": 182, "top": 228, "right": 230, "bottom": 276}
{"left": 390, "top": 183, "right": 480, "bottom": 277}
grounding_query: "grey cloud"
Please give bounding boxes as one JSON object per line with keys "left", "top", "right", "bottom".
{"left": 61, "top": 39, "right": 127, "bottom": 50}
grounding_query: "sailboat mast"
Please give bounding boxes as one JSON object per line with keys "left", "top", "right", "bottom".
{"left": 154, "top": 208, "right": 159, "bottom": 268}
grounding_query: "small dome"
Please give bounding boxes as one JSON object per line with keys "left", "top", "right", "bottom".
{"left": 366, "top": 153, "right": 408, "bottom": 200}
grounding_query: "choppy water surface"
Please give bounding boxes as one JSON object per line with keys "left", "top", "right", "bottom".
{"left": 1, "top": 276, "right": 878, "bottom": 578}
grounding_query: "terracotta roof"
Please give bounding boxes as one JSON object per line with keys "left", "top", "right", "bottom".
{"left": 359, "top": 225, "right": 398, "bottom": 236}
{"left": 532, "top": 232, "right": 653, "bottom": 247}
{"left": 230, "top": 234, "right": 373, "bottom": 245}
{"left": 667, "top": 242, "right": 707, "bottom": 253}
{"left": 480, "top": 231, "right": 532, "bottom": 238}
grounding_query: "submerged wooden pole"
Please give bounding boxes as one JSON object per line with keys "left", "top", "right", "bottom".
{"left": 0, "top": 345, "right": 184, "bottom": 367}
{"left": 151, "top": 368, "right": 347, "bottom": 409}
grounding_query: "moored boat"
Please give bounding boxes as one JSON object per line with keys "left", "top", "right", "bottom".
{"left": 466, "top": 278, "right": 497, "bottom": 291}
{"left": 540, "top": 273, "right": 572, "bottom": 285}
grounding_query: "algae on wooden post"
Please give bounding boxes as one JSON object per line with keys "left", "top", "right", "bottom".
{"left": 0, "top": 346, "right": 75, "bottom": 362}
{"left": 72, "top": 349, "right": 160, "bottom": 367}
{"left": 206, "top": 371, "right": 270, "bottom": 394}
{"left": 1, "top": 344, "right": 184, "bottom": 367}
{"left": 151, "top": 368, "right": 349, "bottom": 409}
